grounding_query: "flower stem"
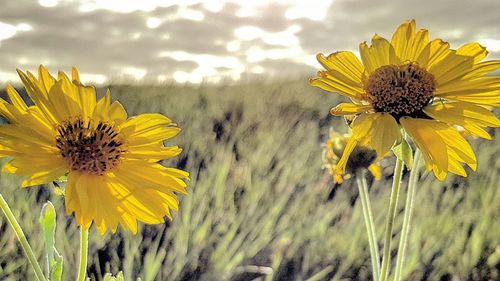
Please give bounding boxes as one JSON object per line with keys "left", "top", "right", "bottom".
{"left": 356, "top": 169, "right": 380, "bottom": 281}
{"left": 379, "top": 158, "right": 404, "bottom": 281}
{"left": 0, "top": 194, "right": 47, "bottom": 281}
{"left": 393, "top": 149, "right": 422, "bottom": 281}
{"left": 76, "top": 227, "right": 89, "bottom": 281}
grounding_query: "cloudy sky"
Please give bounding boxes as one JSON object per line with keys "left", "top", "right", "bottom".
{"left": 0, "top": 0, "right": 499, "bottom": 85}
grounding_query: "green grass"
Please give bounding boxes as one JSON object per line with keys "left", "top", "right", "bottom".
{"left": 0, "top": 80, "right": 499, "bottom": 280}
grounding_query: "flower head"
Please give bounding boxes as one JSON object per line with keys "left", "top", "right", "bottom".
{"left": 0, "top": 66, "right": 189, "bottom": 234}
{"left": 310, "top": 20, "right": 500, "bottom": 180}
{"left": 322, "top": 129, "right": 381, "bottom": 184}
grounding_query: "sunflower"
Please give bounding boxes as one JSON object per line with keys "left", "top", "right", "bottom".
{"left": 310, "top": 20, "right": 500, "bottom": 180}
{"left": 322, "top": 129, "right": 381, "bottom": 184}
{"left": 0, "top": 66, "right": 189, "bottom": 234}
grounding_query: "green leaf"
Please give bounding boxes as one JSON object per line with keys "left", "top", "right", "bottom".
{"left": 39, "top": 201, "right": 64, "bottom": 281}
{"left": 39, "top": 201, "right": 56, "bottom": 264}
{"left": 393, "top": 138, "right": 413, "bottom": 169}
{"left": 50, "top": 248, "right": 64, "bottom": 281}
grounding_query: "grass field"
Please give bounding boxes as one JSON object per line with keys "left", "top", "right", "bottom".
{"left": 0, "top": 80, "right": 499, "bottom": 281}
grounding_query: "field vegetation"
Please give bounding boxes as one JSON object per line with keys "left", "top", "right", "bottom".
{"left": 0, "top": 80, "right": 498, "bottom": 280}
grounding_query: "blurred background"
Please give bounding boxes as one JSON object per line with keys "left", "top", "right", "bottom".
{"left": 0, "top": 0, "right": 499, "bottom": 281}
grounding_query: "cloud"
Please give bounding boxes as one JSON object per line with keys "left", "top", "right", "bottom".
{"left": 0, "top": 0, "right": 499, "bottom": 84}
{"left": 298, "top": 0, "right": 500, "bottom": 55}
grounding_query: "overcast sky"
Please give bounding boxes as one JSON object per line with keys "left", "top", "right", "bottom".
{"left": 0, "top": 0, "right": 499, "bottom": 85}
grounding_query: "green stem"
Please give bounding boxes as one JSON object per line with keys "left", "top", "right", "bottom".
{"left": 356, "top": 169, "right": 380, "bottom": 281}
{"left": 394, "top": 150, "right": 422, "bottom": 281}
{"left": 379, "top": 158, "right": 404, "bottom": 281}
{"left": 0, "top": 194, "right": 47, "bottom": 281}
{"left": 76, "top": 227, "right": 89, "bottom": 281}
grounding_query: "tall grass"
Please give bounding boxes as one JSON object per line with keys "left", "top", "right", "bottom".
{"left": 0, "top": 80, "right": 498, "bottom": 280}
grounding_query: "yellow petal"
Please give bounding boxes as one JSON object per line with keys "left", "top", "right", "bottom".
{"left": 462, "top": 60, "right": 500, "bottom": 79}
{"left": 76, "top": 85, "right": 97, "bottom": 120}
{"left": 66, "top": 172, "right": 93, "bottom": 228}
{"left": 333, "top": 113, "right": 392, "bottom": 179}
{"left": 439, "top": 92, "right": 500, "bottom": 107}
{"left": 407, "top": 29, "right": 429, "bottom": 62}
{"left": 423, "top": 39, "right": 452, "bottom": 69}
{"left": 335, "top": 137, "right": 357, "bottom": 178}
{"left": 112, "top": 176, "right": 179, "bottom": 220}
{"left": 6, "top": 84, "right": 28, "bottom": 111}
{"left": 37, "top": 65, "right": 56, "bottom": 95}
{"left": 309, "top": 71, "right": 365, "bottom": 101}
{"left": 0, "top": 100, "right": 16, "bottom": 121}
{"left": 116, "top": 160, "right": 188, "bottom": 194}
{"left": 120, "top": 113, "right": 179, "bottom": 146}
{"left": 359, "top": 35, "right": 401, "bottom": 74}
{"left": 428, "top": 52, "right": 474, "bottom": 87}
{"left": 0, "top": 123, "right": 54, "bottom": 147}
{"left": 90, "top": 177, "right": 121, "bottom": 234}
{"left": 401, "top": 118, "right": 448, "bottom": 180}
{"left": 447, "top": 154, "right": 467, "bottom": 177}
{"left": 124, "top": 145, "right": 183, "bottom": 162}
{"left": 121, "top": 113, "right": 173, "bottom": 133}
{"left": 93, "top": 89, "right": 111, "bottom": 121}
{"left": 119, "top": 213, "right": 138, "bottom": 234}
{"left": 349, "top": 113, "right": 401, "bottom": 154}
{"left": 436, "top": 126, "right": 477, "bottom": 171}
{"left": 368, "top": 163, "right": 382, "bottom": 180}
{"left": 351, "top": 113, "right": 376, "bottom": 142}
{"left": 424, "top": 101, "right": 500, "bottom": 129}
{"left": 390, "top": 20, "right": 430, "bottom": 63}
{"left": 17, "top": 69, "right": 58, "bottom": 125}
{"left": 108, "top": 177, "right": 166, "bottom": 223}
{"left": 456, "top": 42, "right": 487, "bottom": 64}
{"left": 359, "top": 42, "right": 377, "bottom": 74}
{"left": 371, "top": 34, "right": 401, "bottom": 66}
{"left": 72, "top": 67, "right": 80, "bottom": 82}
{"left": 436, "top": 77, "right": 500, "bottom": 95}
{"left": 366, "top": 113, "right": 401, "bottom": 157}
{"left": 330, "top": 103, "right": 372, "bottom": 116}
{"left": 47, "top": 82, "right": 78, "bottom": 121}
{"left": 2, "top": 155, "right": 67, "bottom": 187}
{"left": 91, "top": 90, "right": 127, "bottom": 125}
{"left": 97, "top": 89, "right": 111, "bottom": 110}
{"left": 405, "top": 119, "right": 476, "bottom": 178}
{"left": 74, "top": 167, "right": 182, "bottom": 234}
{"left": 316, "top": 52, "right": 365, "bottom": 85}
{"left": 435, "top": 77, "right": 500, "bottom": 106}
{"left": 107, "top": 101, "right": 127, "bottom": 123}
{"left": 462, "top": 123, "right": 492, "bottom": 140}
{"left": 22, "top": 166, "right": 68, "bottom": 187}
{"left": 391, "top": 20, "right": 416, "bottom": 61}
{"left": 163, "top": 167, "right": 190, "bottom": 179}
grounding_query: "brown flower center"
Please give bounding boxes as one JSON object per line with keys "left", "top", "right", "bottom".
{"left": 364, "top": 63, "right": 435, "bottom": 119}
{"left": 55, "top": 118, "right": 124, "bottom": 175}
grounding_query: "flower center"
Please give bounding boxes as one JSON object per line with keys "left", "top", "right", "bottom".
{"left": 55, "top": 118, "right": 123, "bottom": 175}
{"left": 345, "top": 146, "right": 377, "bottom": 173}
{"left": 364, "top": 63, "right": 435, "bottom": 119}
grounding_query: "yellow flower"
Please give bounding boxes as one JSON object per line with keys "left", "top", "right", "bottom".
{"left": 322, "top": 130, "right": 381, "bottom": 184}
{"left": 0, "top": 66, "right": 189, "bottom": 234}
{"left": 310, "top": 20, "right": 500, "bottom": 180}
